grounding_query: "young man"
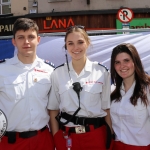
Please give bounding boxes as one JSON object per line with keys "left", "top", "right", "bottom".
{"left": 0, "top": 18, "right": 55, "bottom": 150}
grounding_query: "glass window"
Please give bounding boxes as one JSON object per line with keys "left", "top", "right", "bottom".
{"left": 2, "top": 0, "right": 10, "bottom": 3}
{"left": 2, "top": 5, "right": 10, "bottom": 14}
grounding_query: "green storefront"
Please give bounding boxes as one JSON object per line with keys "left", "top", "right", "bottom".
{"left": 116, "top": 18, "right": 150, "bottom": 29}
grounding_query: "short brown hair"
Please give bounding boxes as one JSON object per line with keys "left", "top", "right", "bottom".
{"left": 13, "top": 18, "right": 39, "bottom": 38}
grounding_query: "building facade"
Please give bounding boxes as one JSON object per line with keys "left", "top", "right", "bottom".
{"left": 9, "top": 0, "right": 150, "bottom": 16}
{"left": 1, "top": 0, "right": 150, "bottom": 37}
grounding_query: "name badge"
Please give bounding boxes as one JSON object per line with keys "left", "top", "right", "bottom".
{"left": 66, "top": 137, "right": 72, "bottom": 148}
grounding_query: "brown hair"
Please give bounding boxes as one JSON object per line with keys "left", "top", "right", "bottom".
{"left": 64, "top": 26, "right": 90, "bottom": 50}
{"left": 13, "top": 18, "right": 39, "bottom": 38}
{"left": 111, "top": 43, "right": 150, "bottom": 106}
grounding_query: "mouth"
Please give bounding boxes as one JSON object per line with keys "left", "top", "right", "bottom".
{"left": 121, "top": 69, "right": 128, "bottom": 72}
{"left": 23, "top": 47, "right": 31, "bottom": 48}
{"left": 73, "top": 51, "right": 81, "bottom": 54}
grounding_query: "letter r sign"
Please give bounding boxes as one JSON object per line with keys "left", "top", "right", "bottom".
{"left": 117, "top": 8, "right": 134, "bottom": 23}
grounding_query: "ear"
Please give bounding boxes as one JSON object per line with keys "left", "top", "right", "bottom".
{"left": 12, "top": 38, "right": 16, "bottom": 47}
{"left": 37, "top": 36, "right": 40, "bottom": 44}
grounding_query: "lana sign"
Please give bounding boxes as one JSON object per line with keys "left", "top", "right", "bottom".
{"left": 43, "top": 18, "right": 75, "bottom": 32}
{"left": 117, "top": 8, "right": 134, "bottom": 23}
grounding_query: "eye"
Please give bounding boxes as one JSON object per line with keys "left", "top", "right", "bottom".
{"left": 29, "top": 35, "right": 35, "bottom": 39}
{"left": 115, "top": 61, "right": 119, "bottom": 64}
{"left": 68, "top": 42, "right": 73, "bottom": 45}
{"left": 78, "top": 41, "right": 84, "bottom": 44}
{"left": 18, "top": 36, "right": 24, "bottom": 39}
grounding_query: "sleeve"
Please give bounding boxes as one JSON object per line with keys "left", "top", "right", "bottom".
{"left": 101, "top": 70, "right": 111, "bottom": 110}
{"left": 47, "top": 71, "right": 60, "bottom": 110}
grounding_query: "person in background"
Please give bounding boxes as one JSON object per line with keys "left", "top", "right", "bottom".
{"left": 48, "top": 25, "right": 113, "bottom": 150}
{"left": 0, "top": 18, "right": 55, "bottom": 150}
{"left": 110, "top": 43, "right": 150, "bottom": 150}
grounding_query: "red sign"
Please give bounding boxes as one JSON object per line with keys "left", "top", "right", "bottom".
{"left": 117, "top": 8, "right": 134, "bottom": 23}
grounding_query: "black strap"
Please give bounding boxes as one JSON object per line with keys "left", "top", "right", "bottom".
{"left": 61, "top": 112, "right": 105, "bottom": 126}
{"left": 55, "top": 108, "right": 81, "bottom": 126}
{"left": 7, "top": 132, "right": 16, "bottom": 144}
{"left": 105, "top": 122, "right": 112, "bottom": 149}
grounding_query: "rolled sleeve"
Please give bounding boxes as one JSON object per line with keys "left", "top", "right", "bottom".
{"left": 47, "top": 71, "right": 60, "bottom": 110}
{"left": 101, "top": 71, "right": 111, "bottom": 110}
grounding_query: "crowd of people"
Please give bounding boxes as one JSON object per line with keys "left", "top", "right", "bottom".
{"left": 0, "top": 18, "right": 150, "bottom": 150}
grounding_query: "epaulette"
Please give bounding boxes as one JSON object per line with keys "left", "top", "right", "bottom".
{"left": 44, "top": 60, "right": 55, "bottom": 68}
{"left": 98, "top": 63, "right": 109, "bottom": 71}
{"left": 54, "top": 64, "right": 64, "bottom": 70}
{"left": 0, "top": 59, "right": 5, "bottom": 63}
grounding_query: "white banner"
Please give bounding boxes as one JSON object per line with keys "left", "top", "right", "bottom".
{"left": 15, "top": 32, "right": 150, "bottom": 74}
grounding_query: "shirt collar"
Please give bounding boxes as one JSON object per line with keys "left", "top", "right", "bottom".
{"left": 6, "top": 54, "right": 41, "bottom": 67}
{"left": 68, "top": 58, "right": 92, "bottom": 72}
{"left": 6, "top": 54, "right": 20, "bottom": 65}
{"left": 120, "top": 80, "right": 136, "bottom": 96}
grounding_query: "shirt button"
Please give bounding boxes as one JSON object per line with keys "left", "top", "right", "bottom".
{"left": 34, "top": 78, "right": 37, "bottom": 82}
{"left": 30, "top": 108, "right": 33, "bottom": 111}
{"left": 32, "top": 122, "right": 34, "bottom": 124}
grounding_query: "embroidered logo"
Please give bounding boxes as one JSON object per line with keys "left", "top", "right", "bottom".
{"left": 86, "top": 81, "right": 103, "bottom": 84}
{"left": 34, "top": 68, "right": 48, "bottom": 73}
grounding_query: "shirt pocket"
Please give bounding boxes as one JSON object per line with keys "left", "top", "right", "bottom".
{"left": 4, "top": 75, "right": 26, "bottom": 101}
{"left": 58, "top": 85, "right": 69, "bottom": 95}
{"left": 84, "top": 84, "right": 102, "bottom": 107}
{"left": 32, "top": 75, "right": 51, "bottom": 98}
{"left": 123, "top": 106, "right": 137, "bottom": 127}
{"left": 58, "top": 85, "right": 70, "bottom": 108}
{"left": 135, "top": 103, "right": 148, "bottom": 127}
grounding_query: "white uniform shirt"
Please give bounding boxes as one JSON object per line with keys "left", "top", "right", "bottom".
{"left": 110, "top": 81, "right": 150, "bottom": 146}
{"left": 48, "top": 59, "right": 110, "bottom": 125}
{"left": 0, "top": 55, "right": 54, "bottom": 132}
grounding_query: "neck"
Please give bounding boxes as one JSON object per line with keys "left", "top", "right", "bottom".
{"left": 123, "top": 75, "right": 135, "bottom": 92}
{"left": 72, "top": 57, "right": 87, "bottom": 75}
{"left": 17, "top": 54, "right": 36, "bottom": 64}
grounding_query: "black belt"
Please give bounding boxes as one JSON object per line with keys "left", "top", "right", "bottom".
{"left": 61, "top": 112, "right": 105, "bottom": 127}
{"left": 60, "top": 112, "right": 113, "bottom": 149}
{"left": 4, "top": 126, "right": 47, "bottom": 144}
{"left": 60, "top": 124, "right": 101, "bottom": 134}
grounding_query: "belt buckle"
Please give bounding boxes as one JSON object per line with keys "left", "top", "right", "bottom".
{"left": 75, "top": 126, "right": 86, "bottom": 134}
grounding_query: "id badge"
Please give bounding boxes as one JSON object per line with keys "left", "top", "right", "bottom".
{"left": 66, "top": 137, "right": 72, "bottom": 148}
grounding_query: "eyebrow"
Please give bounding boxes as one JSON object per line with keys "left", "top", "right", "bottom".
{"left": 67, "top": 39, "right": 84, "bottom": 42}
{"left": 115, "top": 58, "right": 130, "bottom": 62}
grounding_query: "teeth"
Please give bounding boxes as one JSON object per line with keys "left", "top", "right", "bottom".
{"left": 73, "top": 52, "right": 80, "bottom": 54}
{"left": 121, "top": 70, "right": 127, "bottom": 72}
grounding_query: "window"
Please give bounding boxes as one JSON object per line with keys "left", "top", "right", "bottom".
{"left": 48, "top": 0, "right": 71, "bottom": 2}
{"left": 2, "top": 0, "right": 10, "bottom": 3}
{"left": 0, "top": 0, "right": 11, "bottom": 14}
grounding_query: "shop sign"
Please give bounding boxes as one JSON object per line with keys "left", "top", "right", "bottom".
{"left": 43, "top": 18, "right": 75, "bottom": 31}
{"left": 116, "top": 18, "right": 150, "bottom": 29}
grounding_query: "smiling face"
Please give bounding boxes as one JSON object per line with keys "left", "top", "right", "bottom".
{"left": 114, "top": 52, "right": 135, "bottom": 81}
{"left": 65, "top": 31, "right": 89, "bottom": 62}
{"left": 12, "top": 29, "right": 40, "bottom": 63}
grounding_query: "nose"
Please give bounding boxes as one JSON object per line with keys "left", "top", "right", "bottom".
{"left": 24, "top": 38, "right": 29, "bottom": 43}
{"left": 120, "top": 62, "right": 126, "bottom": 68}
{"left": 74, "top": 44, "right": 79, "bottom": 50}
